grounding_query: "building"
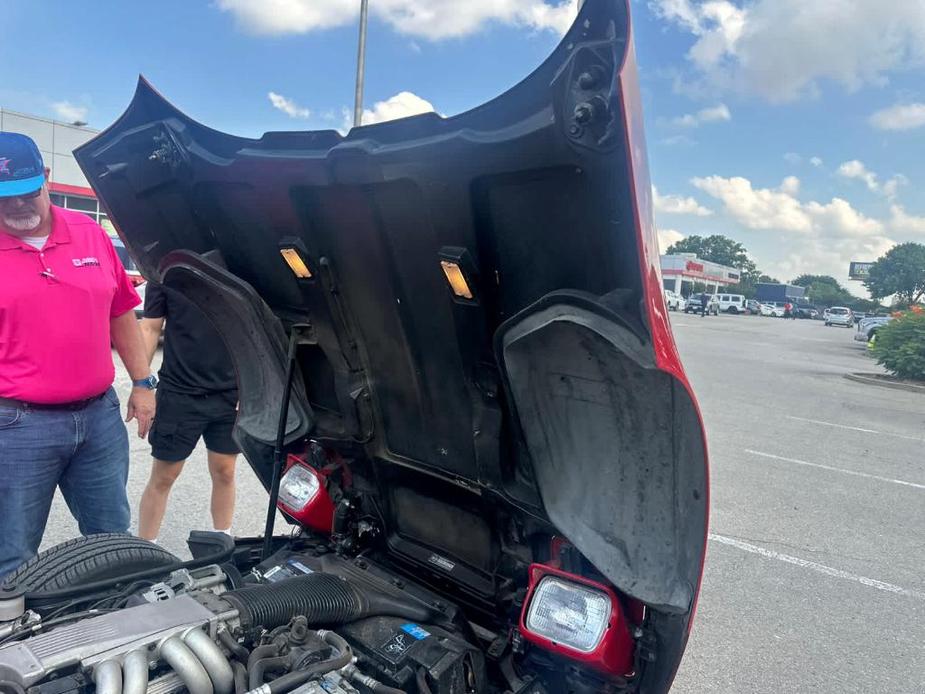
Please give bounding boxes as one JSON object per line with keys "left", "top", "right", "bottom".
{"left": 0, "top": 107, "right": 108, "bottom": 229}
{"left": 660, "top": 253, "right": 741, "bottom": 296}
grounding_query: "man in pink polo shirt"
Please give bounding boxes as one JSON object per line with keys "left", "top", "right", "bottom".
{"left": 0, "top": 132, "right": 157, "bottom": 580}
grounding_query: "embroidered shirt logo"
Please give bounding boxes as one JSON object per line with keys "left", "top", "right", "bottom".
{"left": 72, "top": 257, "right": 101, "bottom": 267}
{"left": 0, "top": 158, "right": 11, "bottom": 176}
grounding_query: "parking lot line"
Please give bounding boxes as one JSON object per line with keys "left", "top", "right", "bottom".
{"left": 743, "top": 449, "right": 925, "bottom": 490}
{"left": 709, "top": 533, "right": 925, "bottom": 602}
{"left": 785, "top": 415, "right": 923, "bottom": 441}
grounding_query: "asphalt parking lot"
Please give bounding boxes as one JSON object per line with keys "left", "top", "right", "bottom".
{"left": 668, "top": 312, "right": 924, "bottom": 693}
{"left": 41, "top": 312, "right": 923, "bottom": 692}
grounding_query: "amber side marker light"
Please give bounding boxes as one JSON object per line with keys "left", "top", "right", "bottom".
{"left": 280, "top": 247, "right": 313, "bottom": 279}
{"left": 440, "top": 260, "right": 473, "bottom": 299}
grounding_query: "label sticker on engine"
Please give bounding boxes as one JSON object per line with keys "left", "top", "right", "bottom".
{"left": 287, "top": 559, "right": 314, "bottom": 575}
{"left": 401, "top": 623, "right": 430, "bottom": 640}
{"left": 427, "top": 553, "right": 455, "bottom": 572}
{"left": 379, "top": 631, "right": 415, "bottom": 664}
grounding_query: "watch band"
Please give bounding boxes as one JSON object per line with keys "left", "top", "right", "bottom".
{"left": 132, "top": 375, "right": 158, "bottom": 390}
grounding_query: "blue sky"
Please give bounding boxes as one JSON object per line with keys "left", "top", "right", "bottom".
{"left": 2, "top": 0, "right": 923, "bottom": 295}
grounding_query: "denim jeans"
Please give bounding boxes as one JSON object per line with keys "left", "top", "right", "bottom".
{"left": 0, "top": 387, "right": 130, "bottom": 580}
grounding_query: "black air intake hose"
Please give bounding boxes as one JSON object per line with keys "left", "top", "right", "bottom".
{"left": 220, "top": 573, "right": 432, "bottom": 631}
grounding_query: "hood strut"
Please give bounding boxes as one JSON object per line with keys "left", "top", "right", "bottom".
{"left": 262, "top": 324, "right": 309, "bottom": 560}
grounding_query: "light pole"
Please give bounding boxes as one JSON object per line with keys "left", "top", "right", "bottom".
{"left": 353, "top": 0, "right": 369, "bottom": 128}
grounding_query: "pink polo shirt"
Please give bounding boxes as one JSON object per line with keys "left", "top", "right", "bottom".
{"left": 0, "top": 206, "right": 140, "bottom": 404}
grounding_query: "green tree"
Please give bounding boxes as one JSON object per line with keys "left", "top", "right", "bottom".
{"left": 872, "top": 309, "right": 925, "bottom": 381}
{"left": 863, "top": 243, "right": 925, "bottom": 304}
{"left": 790, "top": 274, "right": 853, "bottom": 307}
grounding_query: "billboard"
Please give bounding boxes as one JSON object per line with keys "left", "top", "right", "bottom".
{"left": 849, "top": 261, "right": 874, "bottom": 280}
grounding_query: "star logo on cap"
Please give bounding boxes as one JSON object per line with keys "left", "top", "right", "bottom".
{"left": 0, "top": 158, "right": 11, "bottom": 176}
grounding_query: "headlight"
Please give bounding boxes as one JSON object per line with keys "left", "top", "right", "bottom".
{"left": 525, "top": 576, "right": 611, "bottom": 652}
{"left": 278, "top": 464, "right": 321, "bottom": 510}
{"left": 519, "top": 565, "right": 634, "bottom": 676}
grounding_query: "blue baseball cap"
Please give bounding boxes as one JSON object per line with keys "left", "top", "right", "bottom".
{"left": 0, "top": 132, "right": 46, "bottom": 198}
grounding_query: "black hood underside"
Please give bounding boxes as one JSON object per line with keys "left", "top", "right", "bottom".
{"left": 75, "top": 0, "right": 706, "bottom": 620}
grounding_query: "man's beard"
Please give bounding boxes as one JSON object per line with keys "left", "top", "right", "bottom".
{"left": 2, "top": 213, "right": 42, "bottom": 232}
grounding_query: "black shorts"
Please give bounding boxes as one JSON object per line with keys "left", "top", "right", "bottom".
{"left": 149, "top": 387, "right": 240, "bottom": 462}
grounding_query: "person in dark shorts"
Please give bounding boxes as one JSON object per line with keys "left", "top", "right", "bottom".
{"left": 137, "top": 281, "right": 239, "bottom": 541}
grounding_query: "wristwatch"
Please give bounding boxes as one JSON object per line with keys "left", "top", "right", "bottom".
{"left": 132, "top": 375, "right": 159, "bottom": 390}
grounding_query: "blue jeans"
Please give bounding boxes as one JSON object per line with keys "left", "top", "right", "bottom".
{"left": 0, "top": 387, "right": 130, "bottom": 580}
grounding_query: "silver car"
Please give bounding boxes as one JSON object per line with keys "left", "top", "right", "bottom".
{"left": 824, "top": 306, "right": 853, "bottom": 327}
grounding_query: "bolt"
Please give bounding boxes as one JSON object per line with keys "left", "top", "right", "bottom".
{"left": 568, "top": 123, "right": 582, "bottom": 137}
{"left": 573, "top": 101, "right": 595, "bottom": 124}
{"left": 578, "top": 71, "right": 597, "bottom": 89}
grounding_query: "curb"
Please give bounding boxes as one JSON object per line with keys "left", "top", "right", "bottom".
{"left": 844, "top": 372, "right": 925, "bottom": 394}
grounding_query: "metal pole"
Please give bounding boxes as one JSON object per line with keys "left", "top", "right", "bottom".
{"left": 353, "top": 0, "right": 369, "bottom": 128}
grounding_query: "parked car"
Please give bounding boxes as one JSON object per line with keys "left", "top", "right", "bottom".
{"left": 35, "top": 6, "right": 708, "bottom": 693}
{"left": 716, "top": 293, "right": 747, "bottom": 314}
{"left": 759, "top": 302, "right": 785, "bottom": 317}
{"left": 745, "top": 299, "right": 762, "bottom": 315}
{"left": 852, "top": 311, "right": 867, "bottom": 324}
{"left": 110, "top": 236, "right": 146, "bottom": 316}
{"left": 685, "top": 293, "right": 720, "bottom": 315}
{"left": 794, "top": 306, "right": 819, "bottom": 320}
{"left": 854, "top": 315, "right": 892, "bottom": 342}
{"left": 664, "top": 288, "right": 685, "bottom": 311}
{"left": 825, "top": 306, "right": 854, "bottom": 327}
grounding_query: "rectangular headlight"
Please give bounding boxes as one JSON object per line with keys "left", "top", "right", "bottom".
{"left": 525, "top": 575, "right": 612, "bottom": 653}
{"left": 278, "top": 464, "right": 321, "bottom": 511}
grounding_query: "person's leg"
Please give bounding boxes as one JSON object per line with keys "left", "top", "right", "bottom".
{"left": 58, "top": 388, "right": 131, "bottom": 536}
{"left": 0, "top": 407, "right": 71, "bottom": 579}
{"left": 137, "top": 458, "right": 187, "bottom": 540}
{"left": 202, "top": 391, "right": 240, "bottom": 533}
{"left": 137, "top": 387, "right": 203, "bottom": 540}
{"left": 206, "top": 451, "right": 237, "bottom": 532}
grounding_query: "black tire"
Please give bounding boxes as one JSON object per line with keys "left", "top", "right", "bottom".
{"left": 5, "top": 533, "right": 179, "bottom": 592}
{"left": 726, "top": 307, "right": 738, "bottom": 314}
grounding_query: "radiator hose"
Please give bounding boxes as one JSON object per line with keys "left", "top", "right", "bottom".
{"left": 220, "top": 573, "right": 432, "bottom": 632}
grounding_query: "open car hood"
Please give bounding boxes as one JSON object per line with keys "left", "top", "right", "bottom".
{"left": 76, "top": 0, "right": 707, "bottom": 658}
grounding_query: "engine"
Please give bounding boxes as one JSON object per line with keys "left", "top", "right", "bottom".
{"left": 0, "top": 553, "right": 488, "bottom": 694}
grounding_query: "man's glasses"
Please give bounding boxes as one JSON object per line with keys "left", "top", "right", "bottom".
{"left": 0, "top": 186, "right": 43, "bottom": 204}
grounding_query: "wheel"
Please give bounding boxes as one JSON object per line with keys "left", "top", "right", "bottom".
{"left": 726, "top": 307, "right": 738, "bottom": 314}
{"left": 825, "top": 322, "right": 830, "bottom": 326}
{"left": 5, "top": 533, "right": 179, "bottom": 593}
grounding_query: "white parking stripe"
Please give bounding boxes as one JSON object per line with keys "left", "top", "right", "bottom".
{"left": 785, "top": 415, "right": 922, "bottom": 441}
{"left": 709, "top": 534, "right": 925, "bottom": 602}
{"left": 744, "top": 449, "right": 925, "bottom": 491}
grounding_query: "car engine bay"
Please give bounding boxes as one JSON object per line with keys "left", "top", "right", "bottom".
{"left": 0, "top": 444, "right": 648, "bottom": 694}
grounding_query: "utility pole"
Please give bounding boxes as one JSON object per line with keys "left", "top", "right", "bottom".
{"left": 353, "top": 0, "right": 369, "bottom": 128}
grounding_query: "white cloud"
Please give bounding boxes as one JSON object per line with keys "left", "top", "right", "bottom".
{"left": 659, "top": 134, "right": 698, "bottom": 146}
{"left": 780, "top": 175, "right": 800, "bottom": 196}
{"left": 870, "top": 102, "right": 925, "bottom": 131}
{"left": 52, "top": 101, "right": 88, "bottom": 123}
{"left": 783, "top": 152, "right": 801, "bottom": 165}
{"left": 652, "top": 186, "right": 713, "bottom": 216}
{"left": 360, "top": 91, "right": 436, "bottom": 125}
{"left": 657, "top": 227, "right": 686, "bottom": 252}
{"left": 649, "top": 0, "right": 925, "bottom": 102}
{"left": 671, "top": 103, "right": 731, "bottom": 127}
{"left": 268, "top": 92, "right": 311, "bottom": 119}
{"left": 216, "top": 0, "right": 578, "bottom": 40}
{"left": 836, "top": 160, "right": 907, "bottom": 200}
{"left": 691, "top": 175, "right": 812, "bottom": 232}
{"left": 810, "top": 156, "right": 823, "bottom": 168}
{"left": 837, "top": 160, "right": 879, "bottom": 193}
{"left": 889, "top": 205, "right": 925, "bottom": 235}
